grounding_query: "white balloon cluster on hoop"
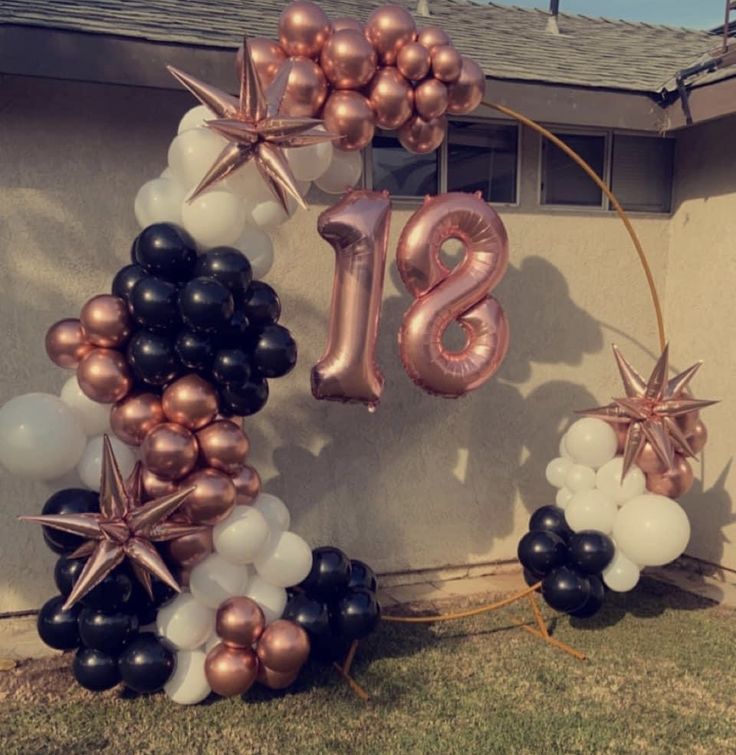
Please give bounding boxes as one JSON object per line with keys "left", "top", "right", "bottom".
{"left": 546, "top": 417, "right": 691, "bottom": 593}
{"left": 133, "top": 105, "right": 364, "bottom": 279}
{"left": 156, "top": 492, "right": 312, "bottom": 705}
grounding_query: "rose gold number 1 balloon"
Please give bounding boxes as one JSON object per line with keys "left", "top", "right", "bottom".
{"left": 311, "top": 190, "right": 392, "bottom": 408}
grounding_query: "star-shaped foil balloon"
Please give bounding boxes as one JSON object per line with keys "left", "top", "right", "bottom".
{"left": 167, "top": 35, "right": 337, "bottom": 211}
{"left": 578, "top": 345, "right": 717, "bottom": 479}
{"left": 21, "top": 437, "right": 202, "bottom": 609}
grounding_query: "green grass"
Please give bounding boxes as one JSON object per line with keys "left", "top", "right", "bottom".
{"left": 3, "top": 579, "right": 736, "bottom": 754}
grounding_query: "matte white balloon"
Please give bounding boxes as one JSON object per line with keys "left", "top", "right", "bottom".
{"left": 314, "top": 149, "right": 363, "bottom": 194}
{"left": 556, "top": 487, "right": 574, "bottom": 509}
{"left": 564, "top": 464, "right": 596, "bottom": 493}
{"left": 189, "top": 553, "right": 250, "bottom": 610}
{"left": 77, "top": 435, "right": 136, "bottom": 491}
{"left": 284, "top": 136, "right": 334, "bottom": 181}
{"left": 134, "top": 177, "right": 187, "bottom": 229}
{"left": 156, "top": 592, "right": 215, "bottom": 650}
{"left": 60, "top": 376, "right": 111, "bottom": 436}
{"left": 243, "top": 196, "right": 292, "bottom": 231}
{"left": 245, "top": 575, "right": 287, "bottom": 624}
{"left": 0, "top": 393, "right": 86, "bottom": 479}
{"left": 224, "top": 159, "right": 274, "bottom": 203}
{"left": 596, "top": 456, "right": 646, "bottom": 504}
{"left": 252, "top": 493, "right": 291, "bottom": 533}
{"left": 559, "top": 434, "right": 573, "bottom": 460}
{"left": 613, "top": 494, "right": 690, "bottom": 567}
{"left": 178, "top": 105, "right": 215, "bottom": 134}
{"left": 204, "top": 634, "right": 221, "bottom": 653}
{"left": 545, "top": 457, "right": 572, "bottom": 489}
{"left": 167, "top": 128, "right": 229, "bottom": 189}
{"left": 213, "top": 506, "right": 271, "bottom": 564}
{"left": 602, "top": 548, "right": 640, "bottom": 592}
{"left": 182, "top": 191, "right": 246, "bottom": 248}
{"left": 564, "top": 489, "right": 618, "bottom": 534}
{"left": 233, "top": 226, "right": 274, "bottom": 279}
{"left": 254, "top": 531, "right": 312, "bottom": 588}
{"left": 564, "top": 418, "right": 618, "bottom": 469}
{"left": 164, "top": 649, "right": 211, "bottom": 705}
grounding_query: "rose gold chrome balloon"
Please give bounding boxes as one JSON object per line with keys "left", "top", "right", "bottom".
{"left": 162, "top": 374, "right": 219, "bottom": 431}
{"left": 45, "top": 318, "right": 93, "bottom": 369}
{"left": 257, "top": 663, "right": 300, "bottom": 690}
{"left": 430, "top": 45, "right": 462, "bottom": 83}
{"left": 312, "top": 191, "right": 391, "bottom": 407}
{"left": 320, "top": 29, "right": 376, "bottom": 89}
{"left": 79, "top": 295, "right": 132, "bottom": 349}
{"left": 236, "top": 37, "right": 286, "bottom": 87}
{"left": 613, "top": 424, "right": 628, "bottom": 454}
{"left": 141, "top": 467, "right": 178, "bottom": 500}
{"left": 141, "top": 422, "right": 198, "bottom": 481}
{"left": 646, "top": 454, "right": 694, "bottom": 498}
{"left": 414, "top": 78, "right": 448, "bottom": 120}
{"left": 397, "top": 114, "right": 446, "bottom": 154}
{"left": 417, "top": 26, "right": 451, "bottom": 51}
{"left": 322, "top": 90, "right": 375, "bottom": 151}
{"left": 231, "top": 465, "right": 262, "bottom": 505}
{"left": 397, "top": 193, "right": 510, "bottom": 397}
{"left": 447, "top": 56, "right": 485, "bottom": 114}
{"left": 205, "top": 643, "right": 259, "bottom": 697}
{"left": 635, "top": 441, "right": 669, "bottom": 474}
{"left": 77, "top": 348, "right": 133, "bottom": 403}
{"left": 686, "top": 420, "right": 708, "bottom": 454}
{"left": 177, "top": 467, "right": 236, "bottom": 525}
{"left": 256, "top": 620, "right": 310, "bottom": 673}
{"left": 279, "top": 56, "right": 329, "bottom": 117}
{"left": 365, "top": 5, "right": 417, "bottom": 65}
{"left": 216, "top": 596, "right": 265, "bottom": 647}
{"left": 197, "top": 420, "right": 250, "bottom": 474}
{"left": 367, "top": 67, "right": 413, "bottom": 130}
{"left": 111, "top": 392, "right": 165, "bottom": 446}
{"left": 178, "top": 566, "right": 192, "bottom": 588}
{"left": 397, "top": 41, "right": 431, "bottom": 81}
{"left": 278, "top": 0, "right": 331, "bottom": 58}
{"left": 165, "top": 528, "right": 213, "bottom": 569}
{"left": 332, "top": 17, "right": 363, "bottom": 34}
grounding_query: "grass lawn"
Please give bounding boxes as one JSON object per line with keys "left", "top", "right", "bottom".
{"left": 2, "top": 578, "right": 736, "bottom": 754}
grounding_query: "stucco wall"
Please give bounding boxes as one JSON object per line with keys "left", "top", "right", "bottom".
{"left": 0, "top": 75, "right": 671, "bottom": 612}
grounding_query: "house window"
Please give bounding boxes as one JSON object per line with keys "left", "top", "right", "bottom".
{"left": 541, "top": 132, "right": 606, "bottom": 207}
{"left": 371, "top": 131, "right": 439, "bottom": 198}
{"left": 611, "top": 135, "right": 674, "bottom": 213}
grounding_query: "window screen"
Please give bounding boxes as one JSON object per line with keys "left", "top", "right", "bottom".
{"left": 542, "top": 133, "right": 605, "bottom": 206}
{"left": 611, "top": 135, "right": 674, "bottom": 213}
{"left": 371, "top": 131, "right": 439, "bottom": 197}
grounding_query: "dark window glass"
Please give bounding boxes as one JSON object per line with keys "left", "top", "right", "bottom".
{"left": 371, "top": 131, "right": 439, "bottom": 197}
{"left": 542, "top": 133, "right": 605, "bottom": 206}
{"left": 611, "top": 135, "right": 674, "bottom": 213}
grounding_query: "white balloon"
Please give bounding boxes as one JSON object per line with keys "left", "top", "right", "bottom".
{"left": 556, "top": 487, "right": 574, "bottom": 509}
{"left": 564, "top": 464, "right": 596, "bottom": 493}
{"left": 167, "top": 128, "right": 228, "bottom": 189}
{"left": 182, "top": 191, "right": 246, "bottom": 248}
{"left": 59, "top": 377, "right": 111, "bottom": 436}
{"left": 254, "top": 531, "right": 312, "bottom": 588}
{"left": 224, "top": 160, "right": 273, "bottom": 203}
{"left": 164, "top": 649, "right": 211, "bottom": 705}
{"left": 156, "top": 593, "right": 215, "bottom": 650}
{"left": 602, "top": 547, "right": 640, "bottom": 592}
{"left": 243, "top": 196, "right": 291, "bottom": 230}
{"left": 284, "top": 135, "right": 334, "bottom": 181}
{"left": 558, "top": 434, "right": 573, "bottom": 460}
{"left": 564, "top": 418, "right": 618, "bottom": 469}
{"left": 77, "top": 435, "right": 136, "bottom": 491}
{"left": 189, "top": 554, "right": 251, "bottom": 610}
{"left": 204, "top": 634, "right": 221, "bottom": 653}
{"left": 564, "top": 489, "right": 618, "bottom": 534}
{"left": 245, "top": 575, "right": 287, "bottom": 624}
{"left": 134, "top": 177, "right": 187, "bottom": 229}
{"left": 0, "top": 393, "right": 86, "bottom": 479}
{"left": 178, "top": 105, "right": 215, "bottom": 134}
{"left": 213, "top": 506, "right": 270, "bottom": 564}
{"left": 314, "top": 149, "right": 363, "bottom": 194}
{"left": 252, "top": 493, "right": 291, "bottom": 533}
{"left": 160, "top": 166, "right": 175, "bottom": 180}
{"left": 613, "top": 494, "right": 690, "bottom": 567}
{"left": 596, "top": 457, "right": 646, "bottom": 505}
{"left": 545, "top": 457, "right": 572, "bottom": 488}
{"left": 233, "top": 226, "right": 274, "bottom": 279}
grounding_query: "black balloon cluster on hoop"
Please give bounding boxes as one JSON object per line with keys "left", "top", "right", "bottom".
{"left": 518, "top": 506, "right": 615, "bottom": 619}
{"left": 284, "top": 547, "right": 381, "bottom": 660}
{"left": 113, "top": 222, "right": 297, "bottom": 416}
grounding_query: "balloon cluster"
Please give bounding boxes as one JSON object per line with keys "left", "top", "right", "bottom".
{"left": 284, "top": 546, "right": 381, "bottom": 660}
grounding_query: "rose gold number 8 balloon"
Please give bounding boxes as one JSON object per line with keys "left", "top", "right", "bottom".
{"left": 397, "top": 192, "right": 510, "bottom": 397}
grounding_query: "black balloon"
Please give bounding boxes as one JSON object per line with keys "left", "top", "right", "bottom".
{"left": 238, "top": 281, "right": 281, "bottom": 325}
{"left": 523, "top": 567, "right": 540, "bottom": 587}
{"left": 54, "top": 557, "right": 85, "bottom": 599}
{"left": 300, "top": 547, "right": 352, "bottom": 600}
{"left": 128, "top": 579, "right": 176, "bottom": 626}
{"left": 283, "top": 594, "right": 331, "bottom": 639}
{"left": 218, "top": 310, "right": 252, "bottom": 349}
{"left": 332, "top": 588, "right": 381, "bottom": 640}
{"left": 128, "top": 276, "right": 181, "bottom": 332}
{"left": 118, "top": 633, "right": 175, "bottom": 694}
{"left": 569, "top": 575, "right": 605, "bottom": 619}
{"left": 348, "top": 560, "right": 377, "bottom": 593}
{"left": 529, "top": 506, "right": 573, "bottom": 542}
{"left": 251, "top": 324, "right": 297, "bottom": 378}
{"left": 568, "top": 531, "right": 615, "bottom": 575}
{"left": 132, "top": 223, "right": 197, "bottom": 282}
{"left": 112, "top": 263, "right": 148, "bottom": 303}
{"left": 219, "top": 377, "right": 269, "bottom": 416}
{"left": 213, "top": 349, "right": 252, "bottom": 386}
{"left": 127, "top": 330, "right": 183, "bottom": 386}
{"left": 74, "top": 647, "right": 121, "bottom": 691}
{"left": 82, "top": 569, "right": 134, "bottom": 611}
{"left": 175, "top": 329, "right": 216, "bottom": 372}
{"left": 37, "top": 595, "right": 81, "bottom": 650}
{"left": 541, "top": 566, "right": 591, "bottom": 614}
{"left": 78, "top": 607, "right": 140, "bottom": 654}
{"left": 195, "top": 247, "right": 253, "bottom": 293}
{"left": 517, "top": 530, "right": 567, "bottom": 577}
{"left": 40, "top": 489, "right": 99, "bottom": 555}
{"left": 178, "top": 277, "right": 234, "bottom": 332}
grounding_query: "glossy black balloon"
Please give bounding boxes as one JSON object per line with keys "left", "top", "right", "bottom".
{"left": 128, "top": 276, "right": 181, "bottom": 332}
{"left": 569, "top": 575, "right": 605, "bottom": 619}
{"left": 82, "top": 569, "right": 134, "bottom": 611}
{"left": 238, "top": 281, "right": 281, "bottom": 325}
{"left": 37, "top": 595, "right": 81, "bottom": 650}
{"left": 41, "top": 489, "right": 99, "bottom": 554}
{"left": 112, "top": 263, "right": 148, "bottom": 303}
{"left": 213, "top": 349, "right": 252, "bottom": 385}
{"left": 300, "top": 547, "right": 352, "bottom": 601}
{"left": 217, "top": 310, "right": 252, "bottom": 349}
{"left": 128, "top": 579, "right": 176, "bottom": 626}
{"left": 541, "top": 566, "right": 591, "bottom": 614}
{"left": 251, "top": 324, "right": 297, "bottom": 378}
{"left": 175, "top": 329, "right": 216, "bottom": 372}
{"left": 517, "top": 530, "right": 567, "bottom": 577}
{"left": 348, "top": 559, "right": 378, "bottom": 592}
{"left": 568, "top": 531, "right": 615, "bottom": 575}
{"left": 78, "top": 607, "right": 139, "bottom": 654}
{"left": 54, "top": 557, "right": 85, "bottom": 599}
{"left": 219, "top": 377, "right": 269, "bottom": 416}
{"left": 523, "top": 567, "right": 540, "bottom": 587}
{"left": 332, "top": 588, "right": 381, "bottom": 640}
{"left": 127, "top": 330, "right": 183, "bottom": 386}
{"left": 529, "top": 506, "right": 573, "bottom": 542}
{"left": 73, "top": 647, "right": 121, "bottom": 691}
{"left": 195, "top": 247, "right": 252, "bottom": 293}
{"left": 118, "top": 633, "right": 175, "bottom": 694}
{"left": 132, "top": 223, "right": 197, "bottom": 282}
{"left": 178, "top": 277, "right": 234, "bottom": 332}
{"left": 283, "top": 594, "right": 331, "bottom": 639}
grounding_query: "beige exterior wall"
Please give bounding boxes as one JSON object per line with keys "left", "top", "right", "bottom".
{"left": 0, "top": 73, "right": 694, "bottom": 613}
